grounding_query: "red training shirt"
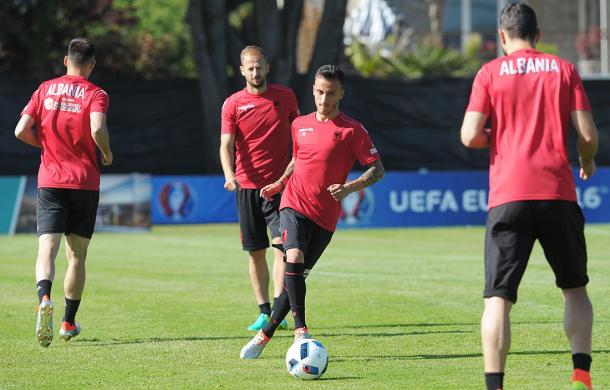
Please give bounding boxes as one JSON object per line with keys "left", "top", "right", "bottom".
{"left": 221, "top": 84, "right": 299, "bottom": 189}
{"left": 21, "top": 75, "right": 109, "bottom": 191}
{"left": 280, "top": 112, "right": 380, "bottom": 232}
{"left": 466, "top": 48, "right": 591, "bottom": 208}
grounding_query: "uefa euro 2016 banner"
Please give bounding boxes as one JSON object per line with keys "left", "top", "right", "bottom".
{"left": 152, "top": 176, "right": 237, "bottom": 224}
{"left": 151, "top": 169, "right": 610, "bottom": 228}
{"left": 0, "top": 174, "right": 151, "bottom": 234}
{"left": 337, "top": 169, "right": 610, "bottom": 228}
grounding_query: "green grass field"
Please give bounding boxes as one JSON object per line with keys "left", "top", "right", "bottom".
{"left": 1, "top": 224, "right": 609, "bottom": 389}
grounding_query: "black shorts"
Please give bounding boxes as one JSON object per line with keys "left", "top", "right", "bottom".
{"left": 484, "top": 200, "right": 588, "bottom": 303}
{"left": 237, "top": 188, "right": 281, "bottom": 251}
{"left": 280, "top": 208, "right": 334, "bottom": 272}
{"left": 37, "top": 188, "right": 99, "bottom": 239}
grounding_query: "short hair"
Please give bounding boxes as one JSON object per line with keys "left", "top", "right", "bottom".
{"left": 67, "top": 38, "right": 95, "bottom": 66}
{"left": 240, "top": 45, "right": 266, "bottom": 64}
{"left": 500, "top": 2, "right": 539, "bottom": 42}
{"left": 314, "top": 65, "right": 344, "bottom": 87}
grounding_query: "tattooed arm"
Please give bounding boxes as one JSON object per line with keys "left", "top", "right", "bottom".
{"left": 327, "top": 159, "right": 385, "bottom": 201}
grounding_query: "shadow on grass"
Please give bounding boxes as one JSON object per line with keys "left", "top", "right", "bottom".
{"left": 329, "top": 322, "right": 479, "bottom": 329}
{"left": 323, "top": 319, "right": 600, "bottom": 330}
{"left": 72, "top": 329, "right": 469, "bottom": 347}
{"left": 315, "top": 376, "right": 362, "bottom": 381}
{"left": 74, "top": 335, "right": 254, "bottom": 347}
{"left": 317, "top": 329, "right": 470, "bottom": 338}
{"left": 331, "top": 349, "right": 610, "bottom": 362}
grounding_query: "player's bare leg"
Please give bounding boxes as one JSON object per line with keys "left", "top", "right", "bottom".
{"left": 64, "top": 234, "right": 88, "bottom": 299}
{"left": 563, "top": 287, "right": 593, "bottom": 389}
{"left": 35, "top": 233, "right": 61, "bottom": 347}
{"left": 60, "top": 233, "right": 89, "bottom": 341}
{"left": 36, "top": 233, "right": 61, "bottom": 285}
{"left": 247, "top": 249, "right": 271, "bottom": 330}
{"left": 481, "top": 296, "right": 512, "bottom": 389}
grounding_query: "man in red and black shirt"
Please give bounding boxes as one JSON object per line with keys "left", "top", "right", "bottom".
{"left": 460, "top": 4, "right": 598, "bottom": 389}
{"left": 15, "top": 38, "right": 113, "bottom": 347}
{"left": 220, "top": 46, "right": 299, "bottom": 331}
{"left": 240, "top": 65, "right": 384, "bottom": 359}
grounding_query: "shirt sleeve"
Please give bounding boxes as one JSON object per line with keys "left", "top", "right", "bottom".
{"left": 90, "top": 89, "right": 109, "bottom": 113}
{"left": 466, "top": 66, "right": 491, "bottom": 116}
{"left": 220, "top": 98, "right": 237, "bottom": 134}
{"left": 21, "top": 87, "right": 41, "bottom": 119}
{"left": 351, "top": 124, "right": 380, "bottom": 166}
{"left": 570, "top": 65, "right": 592, "bottom": 111}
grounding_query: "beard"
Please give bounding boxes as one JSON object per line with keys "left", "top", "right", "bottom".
{"left": 247, "top": 78, "right": 266, "bottom": 89}
{"left": 317, "top": 101, "right": 339, "bottom": 115}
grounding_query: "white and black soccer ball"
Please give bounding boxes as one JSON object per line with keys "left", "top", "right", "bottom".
{"left": 285, "top": 339, "right": 328, "bottom": 380}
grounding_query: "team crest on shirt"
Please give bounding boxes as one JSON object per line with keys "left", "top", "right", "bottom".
{"left": 333, "top": 131, "right": 342, "bottom": 142}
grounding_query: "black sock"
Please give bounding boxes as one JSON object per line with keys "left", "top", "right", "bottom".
{"left": 263, "top": 289, "right": 291, "bottom": 338}
{"left": 572, "top": 353, "right": 592, "bottom": 371}
{"left": 270, "top": 296, "right": 282, "bottom": 318}
{"left": 485, "top": 372, "right": 504, "bottom": 390}
{"left": 63, "top": 298, "right": 81, "bottom": 325}
{"left": 36, "top": 280, "right": 52, "bottom": 304}
{"left": 259, "top": 302, "right": 271, "bottom": 316}
{"left": 285, "top": 262, "right": 306, "bottom": 329}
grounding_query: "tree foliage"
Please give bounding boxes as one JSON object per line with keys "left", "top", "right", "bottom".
{"left": 186, "top": 0, "right": 347, "bottom": 172}
{"left": 347, "top": 38, "right": 481, "bottom": 79}
{"left": 0, "top": 0, "right": 195, "bottom": 79}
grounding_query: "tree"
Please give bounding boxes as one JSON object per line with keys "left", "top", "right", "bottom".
{"left": 186, "top": 0, "right": 347, "bottom": 173}
{"left": 0, "top": 0, "right": 195, "bottom": 79}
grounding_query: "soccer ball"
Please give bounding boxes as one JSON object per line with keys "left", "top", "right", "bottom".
{"left": 285, "top": 338, "right": 328, "bottom": 380}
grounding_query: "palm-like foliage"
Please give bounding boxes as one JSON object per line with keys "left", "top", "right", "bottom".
{"left": 347, "top": 39, "right": 481, "bottom": 79}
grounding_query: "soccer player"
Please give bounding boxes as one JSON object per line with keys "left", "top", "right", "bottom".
{"left": 15, "top": 37, "right": 113, "bottom": 347}
{"left": 460, "top": 3, "right": 598, "bottom": 390}
{"left": 220, "top": 46, "right": 299, "bottom": 331}
{"left": 240, "top": 64, "right": 384, "bottom": 359}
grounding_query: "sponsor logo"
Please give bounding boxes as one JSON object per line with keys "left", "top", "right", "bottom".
{"left": 159, "top": 182, "right": 195, "bottom": 220}
{"left": 370, "top": 147, "right": 378, "bottom": 155}
{"left": 43, "top": 98, "right": 81, "bottom": 113}
{"left": 340, "top": 188, "right": 375, "bottom": 225}
{"left": 44, "top": 98, "right": 55, "bottom": 110}
{"left": 237, "top": 103, "right": 255, "bottom": 112}
{"left": 333, "top": 131, "right": 342, "bottom": 142}
{"left": 298, "top": 127, "right": 315, "bottom": 137}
